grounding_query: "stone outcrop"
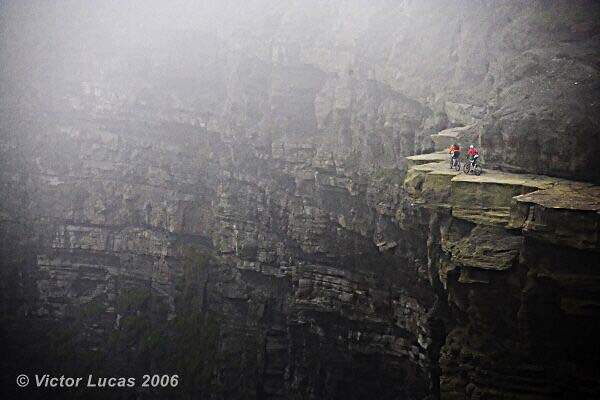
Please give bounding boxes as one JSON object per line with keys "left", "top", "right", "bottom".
{"left": 401, "top": 157, "right": 600, "bottom": 399}
{"left": 1, "top": 1, "right": 600, "bottom": 399}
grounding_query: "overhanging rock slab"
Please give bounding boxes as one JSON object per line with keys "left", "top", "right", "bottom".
{"left": 450, "top": 170, "right": 557, "bottom": 226}
{"left": 512, "top": 183, "right": 600, "bottom": 251}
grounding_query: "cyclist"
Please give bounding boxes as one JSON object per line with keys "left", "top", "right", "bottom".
{"left": 467, "top": 145, "right": 479, "bottom": 166}
{"left": 448, "top": 143, "right": 460, "bottom": 169}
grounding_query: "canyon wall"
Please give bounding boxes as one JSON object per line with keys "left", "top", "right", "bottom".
{"left": 1, "top": 1, "right": 599, "bottom": 399}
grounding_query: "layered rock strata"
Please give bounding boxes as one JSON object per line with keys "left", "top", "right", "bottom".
{"left": 1, "top": 1, "right": 600, "bottom": 399}
{"left": 403, "top": 158, "right": 600, "bottom": 399}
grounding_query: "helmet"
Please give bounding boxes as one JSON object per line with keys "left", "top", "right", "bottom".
{"left": 469, "top": 145, "right": 474, "bottom": 149}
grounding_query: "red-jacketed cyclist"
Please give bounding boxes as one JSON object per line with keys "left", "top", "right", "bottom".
{"left": 467, "top": 145, "right": 479, "bottom": 164}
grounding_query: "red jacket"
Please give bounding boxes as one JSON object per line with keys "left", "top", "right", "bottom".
{"left": 468, "top": 148, "right": 479, "bottom": 157}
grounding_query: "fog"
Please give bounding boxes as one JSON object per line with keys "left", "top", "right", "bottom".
{"left": 1, "top": 1, "right": 600, "bottom": 399}
{"left": 1, "top": 1, "right": 288, "bottom": 98}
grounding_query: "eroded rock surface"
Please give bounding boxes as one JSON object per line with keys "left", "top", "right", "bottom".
{"left": 1, "top": 1, "right": 600, "bottom": 399}
{"left": 402, "top": 159, "right": 600, "bottom": 399}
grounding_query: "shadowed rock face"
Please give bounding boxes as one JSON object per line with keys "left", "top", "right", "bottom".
{"left": 403, "top": 161, "right": 600, "bottom": 399}
{"left": 1, "top": 1, "right": 599, "bottom": 399}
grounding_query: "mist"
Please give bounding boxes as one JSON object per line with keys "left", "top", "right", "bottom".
{"left": 1, "top": 1, "right": 600, "bottom": 399}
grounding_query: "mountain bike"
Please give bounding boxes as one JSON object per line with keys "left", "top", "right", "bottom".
{"left": 463, "top": 156, "right": 482, "bottom": 175}
{"left": 450, "top": 154, "right": 461, "bottom": 171}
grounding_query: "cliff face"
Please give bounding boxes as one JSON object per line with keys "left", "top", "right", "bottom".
{"left": 1, "top": 1, "right": 599, "bottom": 399}
{"left": 403, "top": 158, "right": 600, "bottom": 398}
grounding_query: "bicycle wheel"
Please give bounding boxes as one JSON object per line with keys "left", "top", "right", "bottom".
{"left": 474, "top": 164, "right": 482, "bottom": 176}
{"left": 463, "top": 162, "right": 471, "bottom": 174}
{"left": 454, "top": 160, "right": 461, "bottom": 171}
